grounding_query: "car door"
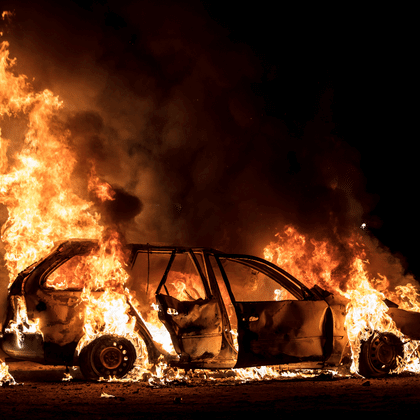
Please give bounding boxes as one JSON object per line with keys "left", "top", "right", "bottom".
{"left": 155, "top": 250, "right": 224, "bottom": 365}
{"left": 214, "top": 256, "right": 332, "bottom": 368}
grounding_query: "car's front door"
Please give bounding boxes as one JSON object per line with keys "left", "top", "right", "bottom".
{"left": 155, "top": 251, "right": 223, "bottom": 365}
{"left": 215, "top": 256, "right": 332, "bottom": 368}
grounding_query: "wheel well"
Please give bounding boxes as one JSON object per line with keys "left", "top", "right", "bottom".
{"left": 134, "top": 322, "right": 161, "bottom": 364}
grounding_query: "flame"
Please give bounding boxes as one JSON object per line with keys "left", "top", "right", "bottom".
{"left": 0, "top": 39, "right": 103, "bottom": 282}
{"left": 166, "top": 271, "right": 205, "bottom": 301}
{"left": 4, "top": 295, "right": 41, "bottom": 344}
{"left": 264, "top": 226, "right": 341, "bottom": 292}
{"left": 0, "top": 361, "right": 15, "bottom": 386}
{"left": 0, "top": 36, "right": 169, "bottom": 381}
{"left": 342, "top": 257, "right": 398, "bottom": 373}
{"left": 264, "top": 224, "right": 420, "bottom": 375}
{"left": 88, "top": 164, "right": 116, "bottom": 202}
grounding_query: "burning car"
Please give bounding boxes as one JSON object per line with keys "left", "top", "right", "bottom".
{"left": 2, "top": 239, "right": 420, "bottom": 380}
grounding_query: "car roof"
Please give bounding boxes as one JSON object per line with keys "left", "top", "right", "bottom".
{"left": 127, "top": 243, "right": 224, "bottom": 254}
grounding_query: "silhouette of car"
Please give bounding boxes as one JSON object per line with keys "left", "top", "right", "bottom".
{"left": 2, "top": 239, "right": 419, "bottom": 380}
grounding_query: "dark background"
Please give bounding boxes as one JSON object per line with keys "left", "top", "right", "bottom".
{"left": 0, "top": 1, "right": 418, "bottom": 279}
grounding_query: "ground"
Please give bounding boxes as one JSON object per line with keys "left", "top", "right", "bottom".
{"left": 1, "top": 360, "right": 420, "bottom": 419}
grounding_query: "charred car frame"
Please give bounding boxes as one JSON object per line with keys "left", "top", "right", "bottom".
{"left": 2, "top": 239, "right": 420, "bottom": 380}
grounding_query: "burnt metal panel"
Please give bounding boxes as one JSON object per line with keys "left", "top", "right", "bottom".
{"left": 157, "top": 294, "right": 223, "bottom": 362}
{"left": 324, "top": 294, "right": 348, "bottom": 365}
{"left": 235, "top": 300, "right": 330, "bottom": 367}
{"left": 25, "top": 289, "right": 86, "bottom": 347}
{"left": 1, "top": 331, "right": 44, "bottom": 362}
{"left": 388, "top": 308, "right": 420, "bottom": 340}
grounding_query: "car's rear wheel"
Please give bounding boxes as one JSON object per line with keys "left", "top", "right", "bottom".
{"left": 79, "top": 335, "right": 137, "bottom": 381}
{"left": 358, "top": 332, "right": 404, "bottom": 378}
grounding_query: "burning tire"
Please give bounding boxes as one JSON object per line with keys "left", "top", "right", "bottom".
{"left": 79, "top": 335, "right": 137, "bottom": 381}
{"left": 358, "top": 332, "right": 404, "bottom": 378}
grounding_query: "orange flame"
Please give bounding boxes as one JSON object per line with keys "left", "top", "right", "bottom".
{"left": 0, "top": 40, "right": 102, "bottom": 281}
{"left": 0, "top": 37, "right": 164, "bottom": 381}
{"left": 264, "top": 224, "right": 420, "bottom": 375}
{"left": 264, "top": 226, "right": 341, "bottom": 292}
{"left": 88, "top": 163, "right": 116, "bottom": 202}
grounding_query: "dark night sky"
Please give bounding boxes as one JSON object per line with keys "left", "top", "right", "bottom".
{"left": 0, "top": 1, "right": 418, "bottom": 278}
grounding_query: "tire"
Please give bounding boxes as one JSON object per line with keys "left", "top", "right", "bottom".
{"left": 79, "top": 335, "right": 137, "bottom": 381}
{"left": 358, "top": 332, "right": 404, "bottom": 378}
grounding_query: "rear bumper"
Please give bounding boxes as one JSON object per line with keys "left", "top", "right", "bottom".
{"left": 1, "top": 331, "right": 44, "bottom": 363}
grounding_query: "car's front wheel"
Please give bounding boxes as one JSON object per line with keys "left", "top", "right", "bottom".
{"left": 358, "top": 331, "right": 404, "bottom": 378}
{"left": 79, "top": 335, "right": 137, "bottom": 381}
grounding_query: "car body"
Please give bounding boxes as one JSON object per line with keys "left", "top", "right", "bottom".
{"left": 1, "top": 239, "right": 420, "bottom": 379}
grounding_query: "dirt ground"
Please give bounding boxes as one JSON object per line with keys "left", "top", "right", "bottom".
{"left": 2, "top": 360, "right": 420, "bottom": 419}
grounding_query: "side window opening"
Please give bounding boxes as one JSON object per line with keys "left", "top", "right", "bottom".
{"left": 163, "top": 253, "right": 207, "bottom": 302}
{"left": 208, "top": 256, "right": 234, "bottom": 311}
{"left": 192, "top": 251, "right": 206, "bottom": 277}
{"left": 209, "top": 255, "right": 238, "bottom": 348}
{"left": 218, "top": 257, "right": 297, "bottom": 302}
{"left": 41, "top": 255, "right": 91, "bottom": 290}
{"left": 129, "top": 251, "right": 172, "bottom": 306}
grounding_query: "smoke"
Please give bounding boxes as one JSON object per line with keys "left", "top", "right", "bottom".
{"left": 0, "top": 0, "right": 268, "bottom": 248}
{"left": 0, "top": 0, "right": 417, "bottom": 304}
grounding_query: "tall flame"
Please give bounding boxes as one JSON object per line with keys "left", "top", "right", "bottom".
{"left": 0, "top": 36, "right": 150, "bottom": 382}
{"left": 0, "top": 40, "right": 103, "bottom": 281}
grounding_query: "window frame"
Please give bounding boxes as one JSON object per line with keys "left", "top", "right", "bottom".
{"left": 154, "top": 249, "right": 212, "bottom": 300}
{"left": 211, "top": 253, "right": 312, "bottom": 302}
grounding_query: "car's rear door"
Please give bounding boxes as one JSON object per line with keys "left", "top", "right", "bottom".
{"left": 155, "top": 250, "right": 224, "bottom": 364}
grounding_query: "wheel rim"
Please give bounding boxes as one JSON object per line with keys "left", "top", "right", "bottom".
{"left": 90, "top": 336, "right": 136, "bottom": 378}
{"left": 368, "top": 333, "right": 402, "bottom": 373}
{"left": 100, "top": 346, "right": 123, "bottom": 370}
